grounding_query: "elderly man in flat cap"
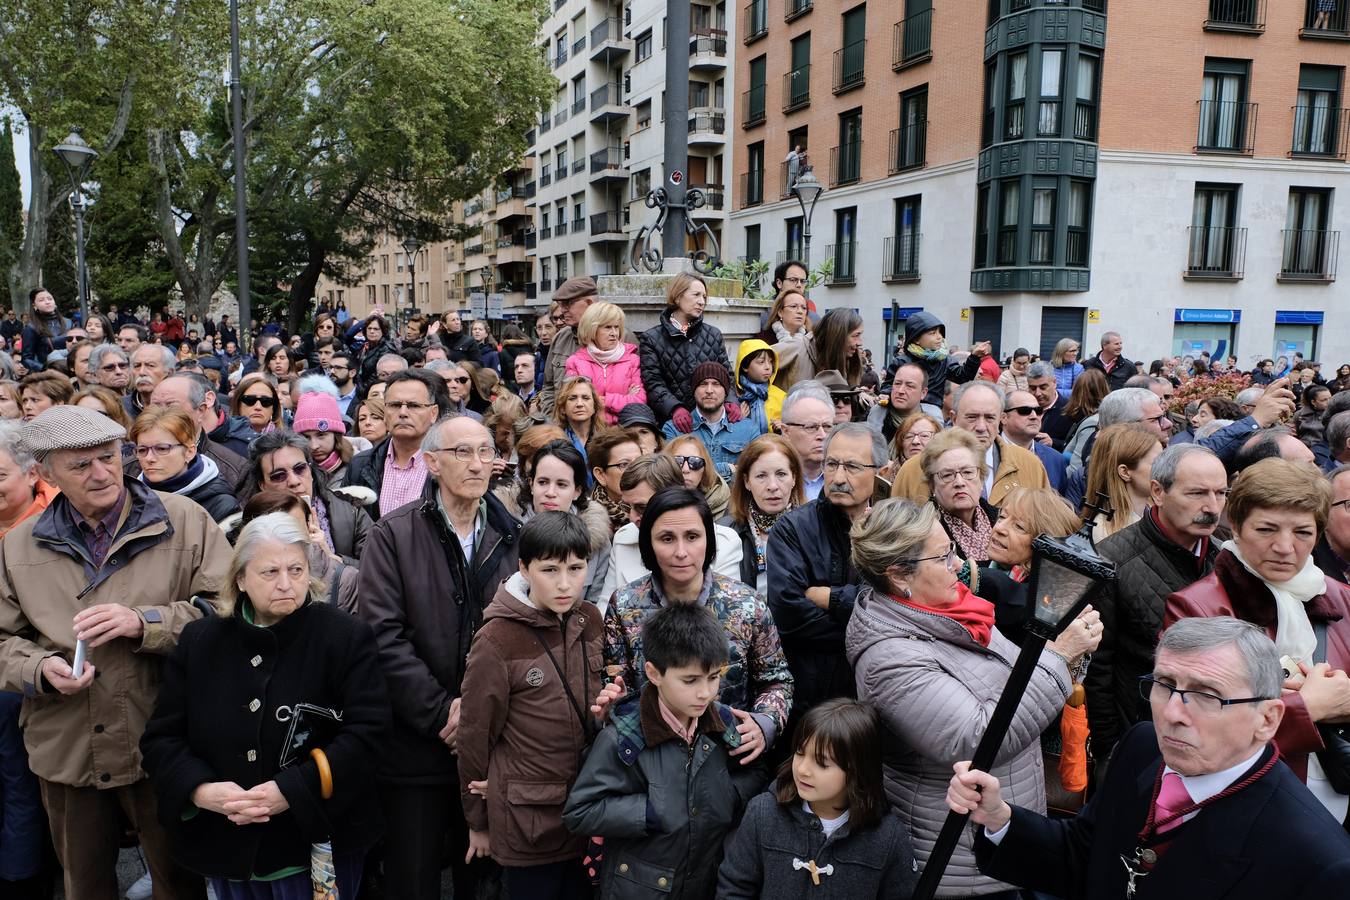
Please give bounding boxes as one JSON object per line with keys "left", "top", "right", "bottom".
{"left": 538, "top": 276, "right": 641, "bottom": 417}
{"left": 0, "top": 406, "right": 231, "bottom": 900}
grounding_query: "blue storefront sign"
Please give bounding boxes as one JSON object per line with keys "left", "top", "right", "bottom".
{"left": 1174, "top": 308, "right": 1241, "bottom": 324}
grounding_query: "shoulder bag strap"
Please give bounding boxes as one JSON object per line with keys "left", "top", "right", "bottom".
{"left": 531, "top": 629, "right": 591, "bottom": 739}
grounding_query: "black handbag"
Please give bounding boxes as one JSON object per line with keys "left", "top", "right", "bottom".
{"left": 1312, "top": 623, "right": 1350, "bottom": 795}
{"left": 276, "top": 701, "right": 344, "bottom": 771}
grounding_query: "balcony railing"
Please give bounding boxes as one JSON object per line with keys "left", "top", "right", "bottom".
{"left": 1291, "top": 105, "right": 1348, "bottom": 159}
{"left": 571, "top": 36, "right": 586, "bottom": 56}
{"left": 539, "top": 113, "right": 551, "bottom": 132}
{"left": 524, "top": 230, "right": 537, "bottom": 250}
{"left": 1185, "top": 225, "right": 1247, "bottom": 279}
{"left": 743, "top": 0, "right": 769, "bottom": 42}
{"left": 740, "top": 171, "right": 765, "bottom": 208}
{"left": 689, "top": 111, "right": 727, "bottom": 136}
{"left": 690, "top": 34, "right": 728, "bottom": 56}
{"left": 830, "top": 141, "right": 862, "bottom": 186}
{"left": 590, "top": 211, "right": 624, "bottom": 236}
{"left": 743, "top": 85, "right": 766, "bottom": 127}
{"left": 1205, "top": 0, "right": 1265, "bottom": 31}
{"left": 590, "top": 16, "right": 621, "bottom": 46}
{"left": 883, "top": 234, "right": 921, "bottom": 281}
{"left": 553, "top": 47, "right": 568, "bottom": 68}
{"left": 1067, "top": 230, "right": 1090, "bottom": 267}
{"left": 779, "top": 159, "right": 806, "bottom": 199}
{"left": 832, "top": 40, "right": 866, "bottom": 93}
{"left": 690, "top": 184, "right": 725, "bottom": 211}
{"left": 540, "top": 168, "right": 552, "bottom": 187}
{"left": 826, "top": 242, "right": 857, "bottom": 284}
{"left": 554, "top": 106, "right": 569, "bottom": 127}
{"left": 783, "top": 64, "right": 810, "bottom": 112}
{"left": 1280, "top": 229, "right": 1340, "bottom": 281}
{"left": 889, "top": 121, "right": 928, "bottom": 173}
{"left": 589, "top": 146, "right": 625, "bottom": 174}
{"left": 1195, "top": 99, "right": 1258, "bottom": 154}
{"left": 893, "top": 8, "right": 933, "bottom": 70}
{"left": 539, "top": 226, "right": 552, "bottom": 240}
{"left": 525, "top": 181, "right": 537, "bottom": 199}
{"left": 572, "top": 219, "right": 585, "bottom": 233}
{"left": 572, "top": 97, "right": 586, "bottom": 116}
{"left": 540, "top": 277, "right": 553, "bottom": 291}
{"left": 525, "top": 282, "right": 538, "bottom": 300}
{"left": 1073, "top": 103, "right": 1098, "bottom": 141}
{"left": 590, "top": 82, "right": 623, "bottom": 111}
{"left": 785, "top": 0, "right": 812, "bottom": 22}
{"left": 1302, "top": 1, "right": 1350, "bottom": 36}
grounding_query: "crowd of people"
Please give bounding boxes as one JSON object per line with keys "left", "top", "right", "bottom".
{"left": 1, "top": 268, "right": 1350, "bottom": 900}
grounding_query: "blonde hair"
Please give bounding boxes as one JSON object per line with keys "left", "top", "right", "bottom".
{"left": 665, "top": 273, "right": 706, "bottom": 310}
{"left": 666, "top": 434, "right": 720, "bottom": 494}
{"left": 1050, "top": 337, "right": 1080, "bottom": 368}
{"left": 850, "top": 499, "right": 938, "bottom": 593}
{"left": 1083, "top": 423, "right": 1163, "bottom": 537}
{"left": 577, "top": 301, "right": 627, "bottom": 347}
{"left": 222, "top": 513, "right": 325, "bottom": 618}
{"left": 891, "top": 411, "right": 943, "bottom": 461}
{"left": 1227, "top": 458, "right": 1333, "bottom": 533}
{"left": 553, "top": 376, "right": 606, "bottom": 434}
{"left": 130, "top": 405, "right": 197, "bottom": 447}
{"left": 997, "top": 487, "right": 1082, "bottom": 563}
{"left": 919, "top": 428, "right": 987, "bottom": 485}
{"left": 765, "top": 289, "right": 813, "bottom": 333}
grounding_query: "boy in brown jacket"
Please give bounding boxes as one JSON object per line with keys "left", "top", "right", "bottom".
{"left": 457, "top": 510, "right": 606, "bottom": 899}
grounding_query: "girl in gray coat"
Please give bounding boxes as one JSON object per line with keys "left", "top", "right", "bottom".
{"left": 717, "top": 698, "right": 918, "bottom": 898}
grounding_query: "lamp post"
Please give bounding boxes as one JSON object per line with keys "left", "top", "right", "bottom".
{"left": 229, "top": 0, "right": 250, "bottom": 349}
{"left": 911, "top": 498, "right": 1117, "bottom": 900}
{"left": 791, "top": 165, "right": 823, "bottom": 270}
{"left": 400, "top": 236, "right": 421, "bottom": 328}
{"left": 52, "top": 129, "right": 98, "bottom": 324}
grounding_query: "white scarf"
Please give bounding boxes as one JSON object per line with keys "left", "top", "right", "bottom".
{"left": 1223, "top": 540, "right": 1326, "bottom": 663}
{"left": 586, "top": 342, "right": 626, "bottom": 365}
{"left": 771, "top": 320, "right": 803, "bottom": 343}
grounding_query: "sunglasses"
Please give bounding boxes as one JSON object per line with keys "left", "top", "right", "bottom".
{"left": 240, "top": 394, "right": 276, "bottom": 408}
{"left": 672, "top": 455, "right": 706, "bottom": 472}
{"left": 1005, "top": 405, "right": 1040, "bottom": 416}
{"left": 266, "top": 462, "right": 310, "bottom": 484}
{"left": 450, "top": 376, "right": 470, "bottom": 384}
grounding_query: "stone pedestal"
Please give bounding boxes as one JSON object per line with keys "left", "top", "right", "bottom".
{"left": 598, "top": 265, "right": 772, "bottom": 353}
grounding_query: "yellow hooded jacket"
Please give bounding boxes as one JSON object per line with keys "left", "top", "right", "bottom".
{"left": 734, "top": 338, "right": 785, "bottom": 429}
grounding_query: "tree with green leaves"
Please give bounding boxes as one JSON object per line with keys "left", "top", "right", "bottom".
{"left": 0, "top": 119, "right": 22, "bottom": 289}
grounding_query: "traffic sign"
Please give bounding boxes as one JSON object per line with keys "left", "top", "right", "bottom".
{"left": 670, "top": 170, "right": 683, "bottom": 185}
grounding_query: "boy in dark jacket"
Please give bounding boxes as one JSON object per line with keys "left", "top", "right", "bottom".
{"left": 882, "top": 310, "right": 990, "bottom": 409}
{"left": 563, "top": 603, "right": 766, "bottom": 900}
{"left": 458, "top": 511, "right": 603, "bottom": 900}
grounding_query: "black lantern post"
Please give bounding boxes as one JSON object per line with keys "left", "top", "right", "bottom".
{"left": 400, "top": 235, "right": 422, "bottom": 328}
{"left": 912, "top": 500, "right": 1117, "bottom": 900}
{"left": 52, "top": 129, "right": 98, "bottom": 324}
{"left": 791, "top": 165, "right": 823, "bottom": 269}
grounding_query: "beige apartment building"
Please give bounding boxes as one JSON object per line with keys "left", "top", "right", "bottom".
{"left": 730, "top": 0, "right": 1350, "bottom": 367}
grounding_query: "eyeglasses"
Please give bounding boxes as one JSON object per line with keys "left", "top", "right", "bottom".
{"left": 672, "top": 455, "right": 706, "bottom": 472}
{"left": 932, "top": 466, "right": 979, "bottom": 485}
{"left": 1138, "top": 676, "right": 1269, "bottom": 717}
{"left": 824, "top": 458, "right": 878, "bottom": 475}
{"left": 134, "top": 443, "right": 184, "bottom": 459}
{"left": 386, "top": 400, "right": 436, "bottom": 412}
{"left": 1333, "top": 498, "right": 1350, "bottom": 512}
{"left": 240, "top": 394, "right": 276, "bottom": 408}
{"left": 905, "top": 542, "right": 959, "bottom": 573}
{"left": 266, "top": 462, "right": 310, "bottom": 484}
{"left": 1005, "top": 406, "right": 1041, "bottom": 417}
{"left": 449, "top": 376, "right": 470, "bottom": 385}
{"left": 781, "top": 276, "right": 807, "bottom": 286}
{"left": 439, "top": 444, "right": 498, "bottom": 463}
{"left": 602, "top": 459, "right": 634, "bottom": 471}
{"left": 1144, "top": 412, "right": 1172, "bottom": 427}
{"left": 783, "top": 421, "right": 832, "bottom": 433}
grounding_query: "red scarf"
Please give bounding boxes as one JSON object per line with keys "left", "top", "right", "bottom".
{"left": 891, "top": 582, "right": 996, "bottom": 647}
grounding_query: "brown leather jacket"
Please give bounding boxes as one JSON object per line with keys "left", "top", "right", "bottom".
{"left": 1166, "top": 548, "right": 1350, "bottom": 780}
{"left": 456, "top": 576, "right": 603, "bottom": 866}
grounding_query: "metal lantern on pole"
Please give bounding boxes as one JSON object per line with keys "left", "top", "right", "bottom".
{"left": 52, "top": 129, "right": 99, "bottom": 324}
{"left": 911, "top": 497, "right": 1117, "bottom": 900}
{"left": 791, "top": 165, "right": 823, "bottom": 269}
{"left": 400, "top": 236, "right": 422, "bottom": 327}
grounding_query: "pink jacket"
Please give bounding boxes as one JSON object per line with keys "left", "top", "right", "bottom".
{"left": 565, "top": 343, "right": 646, "bottom": 423}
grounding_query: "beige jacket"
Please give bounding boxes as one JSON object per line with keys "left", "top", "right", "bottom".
{"left": 0, "top": 480, "right": 232, "bottom": 787}
{"left": 890, "top": 435, "right": 1049, "bottom": 508}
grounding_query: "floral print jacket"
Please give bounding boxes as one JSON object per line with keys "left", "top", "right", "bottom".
{"left": 603, "top": 572, "right": 794, "bottom": 746}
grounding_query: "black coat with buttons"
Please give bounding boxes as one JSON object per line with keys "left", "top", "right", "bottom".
{"left": 140, "top": 600, "right": 390, "bottom": 880}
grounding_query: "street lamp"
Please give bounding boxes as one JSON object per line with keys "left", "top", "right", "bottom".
{"left": 791, "top": 165, "right": 823, "bottom": 269}
{"left": 52, "top": 128, "right": 98, "bottom": 324}
{"left": 911, "top": 497, "right": 1117, "bottom": 900}
{"left": 400, "top": 236, "right": 422, "bottom": 326}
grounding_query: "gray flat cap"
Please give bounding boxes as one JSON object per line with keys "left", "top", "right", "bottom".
{"left": 21, "top": 405, "right": 127, "bottom": 460}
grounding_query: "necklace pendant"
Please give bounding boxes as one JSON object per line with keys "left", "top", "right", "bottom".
{"left": 1121, "top": 850, "right": 1150, "bottom": 899}
{"left": 1140, "top": 848, "right": 1157, "bottom": 866}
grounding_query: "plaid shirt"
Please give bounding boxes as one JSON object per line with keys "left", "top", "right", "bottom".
{"left": 72, "top": 490, "right": 127, "bottom": 570}
{"left": 603, "top": 572, "right": 794, "bottom": 745}
{"left": 379, "top": 447, "right": 428, "bottom": 517}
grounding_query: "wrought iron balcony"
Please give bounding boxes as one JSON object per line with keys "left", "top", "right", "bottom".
{"left": 893, "top": 8, "right": 933, "bottom": 69}
{"left": 783, "top": 64, "right": 810, "bottom": 113}
{"left": 826, "top": 242, "right": 857, "bottom": 284}
{"left": 883, "top": 234, "right": 921, "bottom": 282}
{"left": 785, "top": 0, "right": 812, "bottom": 22}
{"left": 742, "top": 85, "right": 766, "bottom": 127}
{"left": 1195, "top": 99, "right": 1258, "bottom": 154}
{"left": 1280, "top": 229, "right": 1340, "bottom": 282}
{"left": 830, "top": 141, "right": 862, "bottom": 187}
{"left": 743, "top": 0, "right": 768, "bottom": 43}
{"left": 889, "top": 121, "right": 927, "bottom": 174}
{"left": 1185, "top": 225, "right": 1247, "bottom": 279}
{"left": 1290, "top": 105, "right": 1348, "bottom": 159}
{"left": 739, "top": 171, "right": 765, "bottom": 208}
{"left": 832, "top": 40, "right": 866, "bottom": 94}
{"left": 1205, "top": 0, "right": 1265, "bottom": 32}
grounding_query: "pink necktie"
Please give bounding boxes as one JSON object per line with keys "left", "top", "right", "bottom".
{"left": 1154, "top": 772, "right": 1194, "bottom": 834}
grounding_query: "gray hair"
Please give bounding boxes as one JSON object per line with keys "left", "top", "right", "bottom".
{"left": 163, "top": 372, "right": 210, "bottom": 409}
{"left": 850, "top": 499, "right": 938, "bottom": 593}
{"left": 425, "top": 360, "right": 455, "bottom": 374}
{"left": 0, "top": 420, "right": 37, "bottom": 472}
{"left": 1327, "top": 412, "right": 1350, "bottom": 459}
{"left": 296, "top": 374, "right": 339, "bottom": 401}
{"left": 1098, "top": 388, "right": 1158, "bottom": 427}
{"left": 420, "top": 412, "right": 471, "bottom": 453}
{"left": 196, "top": 340, "right": 215, "bottom": 355}
{"left": 954, "top": 379, "right": 1004, "bottom": 411}
{"left": 376, "top": 354, "right": 409, "bottom": 372}
{"left": 135, "top": 344, "right": 177, "bottom": 371}
{"left": 224, "top": 512, "right": 324, "bottom": 618}
{"left": 781, "top": 381, "right": 834, "bottom": 421}
{"left": 88, "top": 344, "right": 129, "bottom": 372}
{"left": 1027, "top": 360, "right": 1056, "bottom": 381}
{"left": 823, "top": 421, "right": 888, "bottom": 468}
{"left": 1100, "top": 331, "right": 1121, "bottom": 348}
{"left": 1235, "top": 387, "right": 1263, "bottom": 409}
{"left": 1329, "top": 462, "right": 1350, "bottom": 484}
{"left": 1156, "top": 616, "right": 1282, "bottom": 700}
{"left": 0, "top": 352, "right": 14, "bottom": 381}
{"left": 1149, "top": 442, "right": 1219, "bottom": 491}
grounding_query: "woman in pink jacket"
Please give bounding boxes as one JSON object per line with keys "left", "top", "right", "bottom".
{"left": 565, "top": 301, "right": 645, "bottom": 423}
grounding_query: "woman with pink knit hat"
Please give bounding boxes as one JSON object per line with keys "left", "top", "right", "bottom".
{"left": 293, "top": 390, "right": 357, "bottom": 488}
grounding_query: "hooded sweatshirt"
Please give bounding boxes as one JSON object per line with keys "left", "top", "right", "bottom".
{"left": 734, "top": 339, "right": 786, "bottom": 432}
{"left": 883, "top": 310, "right": 982, "bottom": 408}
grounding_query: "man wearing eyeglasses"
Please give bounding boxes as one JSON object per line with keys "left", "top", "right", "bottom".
{"left": 359, "top": 415, "right": 522, "bottom": 900}
{"left": 347, "top": 369, "right": 452, "bottom": 519}
{"left": 952, "top": 617, "right": 1350, "bottom": 898}
{"left": 767, "top": 422, "right": 888, "bottom": 747}
{"left": 777, "top": 383, "right": 835, "bottom": 500}
{"left": 1315, "top": 464, "right": 1350, "bottom": 586}
{"left": 0, "top": 406, "right": 231, "bottom": 900}
{"left": 1001, "top": 389, "right": 1067, "bottom": 493}
{"left": 328, "top": 351, "right": 358, "bottom": 416}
